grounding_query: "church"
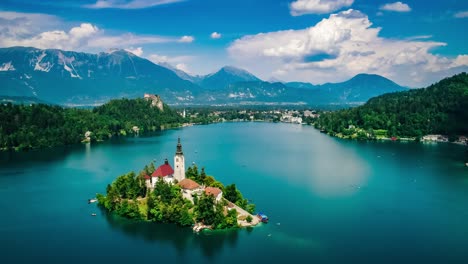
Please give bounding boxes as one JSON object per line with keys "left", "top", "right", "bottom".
{"left": 145, "top": 137, "right": 186, "bottom": 188}
{"left": 144, "top": 138, "right": 223, "bottom": 203}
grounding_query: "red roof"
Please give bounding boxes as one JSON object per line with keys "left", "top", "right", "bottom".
{"left": 205, "top": 187, "right": 222, "bottom": 197}
{"left": 144, "top": 174, "right": 151, "bottom": 180}
{"left": 179, "top": 179, "right": 200, "bottom": 190}
{"left": 152, "top": 164, "right": 174, "bottom": 177}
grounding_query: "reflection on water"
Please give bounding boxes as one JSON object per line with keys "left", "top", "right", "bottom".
{"left": 100, "top": 207, "right": 241, "bottom": 259}
{"left": 1, "top": 122, "right": 468, "bottom": 264}
{"left": 0, "top": 146, "right": 74, "bottom": 167}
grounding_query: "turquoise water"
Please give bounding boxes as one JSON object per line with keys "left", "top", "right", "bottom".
{"left": 1, "top": 122, "right": 467, "bottom": 263}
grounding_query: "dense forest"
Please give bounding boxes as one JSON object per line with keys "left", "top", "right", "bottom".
{"left": 97, "top": 164, "right": 255, "bottom": 230}
{"left": 316, "top": 73, "right": 468, "bottom": 140}
{"left": 0, "top": 98, "right": 183, "bottom": 151}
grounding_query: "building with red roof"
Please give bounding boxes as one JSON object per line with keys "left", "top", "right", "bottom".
{"left": 179, "top": 179, "right": 201, "bottom": 190}
{"left": 145, "top": 159, "right": 176, "bottom": 189}
{"left": 205, "top": 187, "right": 223, "bottom": 202}
{"left": 144, "top": 138, "right": 187, "bottom": 191}
{"left": 152, "top": 159, "right": 174, "bottom": 178}
{"left": 178, "top": 179, "right": 203, "bottom": 202}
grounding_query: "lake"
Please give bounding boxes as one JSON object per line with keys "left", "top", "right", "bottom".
{"left": 1, "top": 122, "right": 467, "bottom": 264}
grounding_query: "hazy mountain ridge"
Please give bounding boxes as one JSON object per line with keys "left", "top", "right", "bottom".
{"left": 198, "top": 66, "right": 261, "bottom": 90}
{"left": 0, "top": 47, "right": 200, "bottom": 105}
{"left": 0, "top": 47, "right": 407, "bottom": 106}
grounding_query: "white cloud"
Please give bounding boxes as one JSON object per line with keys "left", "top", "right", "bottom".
{"left": 0, "top": 11, "right": 62, "bottom": 40}
{"left": 84, "top": 0, "right": 184, "bottom": 9}
{"left": 290, "top": 0, "right": 354, "bottom": 16}
{"left": 380, "top": 2, "right": 411, "bottom": 12}
{"left": 454, "top": 11, "right": 468, "bottom": 18}
{"left": 87, "top": 33, "right": 174, "bottom": 48}
{"left": 0, "top": 22, "right": 100, "bottom": 50}
{"left": 452, "top": 55, "right": 468, "bottom": 67}
{"left": 0, "top": 11, "right": 193, "bottom": 51}
{"left": 148, "top": 53, "right": 194, "bottom": 64}
{"left": 405, "top": 35, "right": 432, "bottom": 40}
{"left": 175, "top": 63, "right": 191, "bottom": 73}
{"left": 179, "top": 35, "right": 194, "bottom": 43}
{"left": 149, "top": 54, "right": 171, "bottom": 63}
{"left": 125, "top": 47, "right": 144, "bottom": 56}
{"left": 210, "top": 32, "right": 222, "bottom": 39}
{"left": 228, "top": 9, "right": 467, "bottom": 87}
{"left": 148, "top": 53, "right": 194, "bottom": 73}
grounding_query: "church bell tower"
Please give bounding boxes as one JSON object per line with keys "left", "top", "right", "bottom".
{"left": 174, "top": 137, "right": 185, "bottom": 182}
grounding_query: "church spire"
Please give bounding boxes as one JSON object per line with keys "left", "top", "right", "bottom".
{"left": 176, "top": 137, "right": 183, "bottom": 155}
{"left": 174, "top": 137, "right": 185, "bottom": 181}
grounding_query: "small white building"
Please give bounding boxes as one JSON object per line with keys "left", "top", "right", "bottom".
{"left": 422, "top": 135, "right": 449, "bottom": 142}
{"left": 205, "top": 187, "right": 223, "bottom": 203}
{"left": 178, "top": 178, "right": 203, "bottom": 203}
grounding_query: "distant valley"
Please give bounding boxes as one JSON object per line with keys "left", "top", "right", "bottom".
{"left": 0, "top": 46, "right": 408, "bottom": 106}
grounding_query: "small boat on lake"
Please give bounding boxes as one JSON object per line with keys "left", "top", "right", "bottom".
{"left": 91, "top": 213, "right": 97, "bottom": 216}
{"left": 88, "top": 198, "right": 97, "bottom": 204}
{"left": 257, "top": 213, "right": 269, "bottom": 223}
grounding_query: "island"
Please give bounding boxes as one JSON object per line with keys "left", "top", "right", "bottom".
{"left": 96, "top": 138, "right": 260, "bottom": 231}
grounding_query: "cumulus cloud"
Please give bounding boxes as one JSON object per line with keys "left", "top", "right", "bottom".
{"left": 125, "top": 47, "right": 144, "bottom": 56}
{"left": 290, "top": 0, "right": 354, "bottom": 16}
{"left": 179, "top": 35, "right": 194, "bottom": 43}
{"left": 228, "top": 9, "right": 467, "bottom": 87}
{"left": 148, "top": 54, "right": 171, "bottom": 63}
{"left": 0, "top": 11, "right": 62, "bottom": 40}
{"left": 454, "top": 11, "right": 468, "bottom": 18}
{"left": 0, "top": 22, "right": 100, "bottom": 50}
{"left": 210, "top": 32, "right": 222, "bottom": 39}
{"left": 452, "top": 55, "right": 468, "bottom": 67}
{"left": 84, "top": 0, "right": 184, "bottom": 9}
{"left": 380, "top": 2, "right": 411, "bottom": 12}
{"left": 0, "top": 11, "right": 193, "bottom": 52}
{"left": 148, "top": 53, "right": 194, "bottom": 73}
{"left": 175, "top": 63, "right": 191, "bottom": 73}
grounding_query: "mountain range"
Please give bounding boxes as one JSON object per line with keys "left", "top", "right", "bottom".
{"left": 0, "top": 47, "right": 408, "bottom": 106}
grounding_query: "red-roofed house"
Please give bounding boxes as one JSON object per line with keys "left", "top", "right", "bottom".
{"left": 179, "top": 179, "right": 203, "bottom": 202}
{"left": 179, "top": 178, "right": 201, "bottom": 191}
{"left": 152, "top": 160, "right": 174, "bottom": 178}
{"left": 205, "top": 187, "right": 223, "bottom": 202}
{"left": 145, "top": 159, "right": 175, "bottom": 189}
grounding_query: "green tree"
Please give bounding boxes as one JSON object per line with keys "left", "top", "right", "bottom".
{"left": 224, "top": 184, "right": 241, "bottom": 203}
{"left": 178, "top": 206, "right": 194, "bottom": 226}
{"left": 200, "top": 167, "right": 207, "bottom": 183}
{"left": 246, "top": 215, "right": 253, "bottom": 223}
{"left": 195, "top": 193, "right": 216, "bottom": 225}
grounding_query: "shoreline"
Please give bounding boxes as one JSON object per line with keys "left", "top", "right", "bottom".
{"left": 317, "top": 128, "right": 467, "bottom": 146}
{"left": 4, "top": 121, "right": 467, "bottom": 153}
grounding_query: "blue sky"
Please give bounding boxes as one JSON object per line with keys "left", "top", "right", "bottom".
{"left": 0, "top": 0, "right": 467, "bottom": 86}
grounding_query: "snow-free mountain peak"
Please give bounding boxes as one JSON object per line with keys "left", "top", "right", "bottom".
{"left": 199, "top": 66, "right": 261, "bottom": 89}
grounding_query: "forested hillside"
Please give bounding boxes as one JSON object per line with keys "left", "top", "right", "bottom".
{"left": 316, "top": 73, "right": 468, "bottom": 139}
{"left": 0, "top": 98, "right": 183, "bottom": 151}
